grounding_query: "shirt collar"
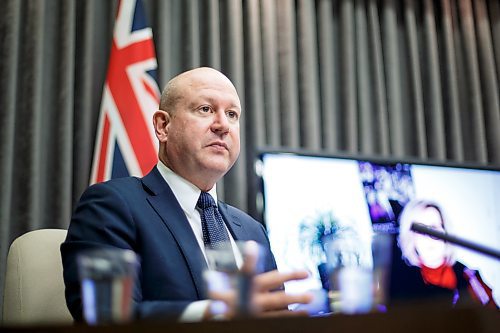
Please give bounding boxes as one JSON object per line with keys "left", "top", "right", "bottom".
{"left": 156, "top": 161, "right": 218, "bottom": 214}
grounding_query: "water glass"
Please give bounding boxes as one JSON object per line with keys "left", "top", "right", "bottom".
{"left": 77, "top": 248, "right": 139, "bottom": 325}
{"left": 323, "top": 232, "right": 392, "bottom": 314}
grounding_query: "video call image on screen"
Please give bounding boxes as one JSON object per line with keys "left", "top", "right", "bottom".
{"left": 258, "top": 152, "right": 500, "bottom": 309}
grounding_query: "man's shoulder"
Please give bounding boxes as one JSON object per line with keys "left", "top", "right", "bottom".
{"left": 86, "top": 167, "right": 162, "bottom": 194}
{"left": 79, "top": 176, "right": 151, "bottom": 205}
{"left": 88, "top": 176, "right": 143, "bottom": 192}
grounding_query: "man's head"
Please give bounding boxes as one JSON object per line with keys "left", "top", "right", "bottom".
{"left": 153, "top": 67, "right": 241, "bottom": 191}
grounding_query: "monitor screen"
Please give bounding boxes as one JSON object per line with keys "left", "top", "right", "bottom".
{"left": 256, "top": 151, "right": 500, "bottom": 311}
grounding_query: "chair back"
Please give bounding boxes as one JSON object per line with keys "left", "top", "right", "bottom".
{"left": 2, "top": 229, "right": 73, "bottom": 325}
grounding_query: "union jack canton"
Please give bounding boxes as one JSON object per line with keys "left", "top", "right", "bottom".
{"left": 90, "top": 0, "right": 160, "bottom": 184}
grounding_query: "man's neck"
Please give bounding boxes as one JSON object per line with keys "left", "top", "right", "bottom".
{"left": 158, "top": 156, "right": 218, "bottom": 191}
{"left": 157, "top": 159, "right": 217, "bottom": 193}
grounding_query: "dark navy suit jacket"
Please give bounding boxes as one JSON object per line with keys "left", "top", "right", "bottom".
{"left": 61, "top": 167, "right": 277, "bottom": 321}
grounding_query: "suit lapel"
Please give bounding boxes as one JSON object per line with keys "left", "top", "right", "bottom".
{"left": 218, "top": 202, "right": 250, "bottom": 241}
{"left": 142, "top": 168, "right": 207, "bottom": 299}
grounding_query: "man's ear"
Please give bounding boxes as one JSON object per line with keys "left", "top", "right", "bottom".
{"left": 153, "top": 110, "right": 170, "bottom": 142}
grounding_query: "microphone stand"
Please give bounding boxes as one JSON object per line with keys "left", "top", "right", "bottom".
{"left": 411, "top": 223, "right": 500, "bottom": 260}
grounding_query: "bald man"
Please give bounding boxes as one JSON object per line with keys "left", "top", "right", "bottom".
{"left": 61, "top": 67, "right": 311, "bottom": 322}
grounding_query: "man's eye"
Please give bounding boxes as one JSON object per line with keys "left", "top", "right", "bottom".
{"left": 227, "top": 111, "right": 239, "bottom": 119}
{"left": 201, "top": 106, "right": 211, "bottom": 113}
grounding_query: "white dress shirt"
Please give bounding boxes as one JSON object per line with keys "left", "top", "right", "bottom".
{"left": 156, "top": 161, "right": 241, "bottom": 321}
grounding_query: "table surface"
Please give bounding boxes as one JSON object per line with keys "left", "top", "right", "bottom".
{"left": 2, "top": 304, "right": 499, "bottom": 333}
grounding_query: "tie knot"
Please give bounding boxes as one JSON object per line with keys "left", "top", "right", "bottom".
{"left": 197, "top": 192, "right": 216, "bottom": 209}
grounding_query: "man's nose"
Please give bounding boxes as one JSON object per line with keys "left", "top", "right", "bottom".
{"left": 211, "top": 111, "right": 230, "bottom": 134}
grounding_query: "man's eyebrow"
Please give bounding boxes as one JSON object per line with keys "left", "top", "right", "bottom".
{"left": 189, "top": 96, "right": 241, "bottom": 110}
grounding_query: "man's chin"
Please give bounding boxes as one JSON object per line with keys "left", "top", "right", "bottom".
{"left": 201, "top": 160, "right": 233, "bottom": 176}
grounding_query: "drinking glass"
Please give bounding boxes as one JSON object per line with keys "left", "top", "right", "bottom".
{"left": 78, "top": 248, "right": 139, "bottom": 325}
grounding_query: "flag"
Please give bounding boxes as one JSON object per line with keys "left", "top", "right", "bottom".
{"left": 90, "top": 0, "right": 160, "bottom": 184}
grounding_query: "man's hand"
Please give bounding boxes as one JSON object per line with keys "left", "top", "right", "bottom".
{"left": 206, "top": 269, "right": 313, "bottom": 320}
{"left": 253, "top": 270, "right": 313, "bottom": 316}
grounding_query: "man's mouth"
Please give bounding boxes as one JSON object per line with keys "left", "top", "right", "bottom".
{"left": 207, "top": 141, "right": 228, "bottom": 150}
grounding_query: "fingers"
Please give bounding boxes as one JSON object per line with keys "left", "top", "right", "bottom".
{"left": 253, "top": 270, "right": 313, "bottom": 317}
{"left": 254, "top": 290, "right": 313, "bottom": 312}
{"left": 254, "top": 270, "right": 309, "bottom": 292}
{"left": 206, "top": 269, "right": 313, "bottom": 320}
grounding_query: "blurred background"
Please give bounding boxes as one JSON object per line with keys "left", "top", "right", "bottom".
{"left": 0, "top": 0, "right": 499, "bottom": 318}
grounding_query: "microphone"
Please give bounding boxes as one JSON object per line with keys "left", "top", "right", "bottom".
{"left": 410, "top": 223, "right": 500, "bottom": 260}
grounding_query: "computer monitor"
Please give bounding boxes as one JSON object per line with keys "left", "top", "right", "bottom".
{"left": 256, "top": 150, "right": 500, "bottom": 310}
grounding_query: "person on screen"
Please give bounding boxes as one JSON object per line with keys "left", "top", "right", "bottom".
{"left": 397, "top": 199, "right": 497, "bottom": 307}
{"left": 61, "top": 67, "right": 312, "bottom": 322}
